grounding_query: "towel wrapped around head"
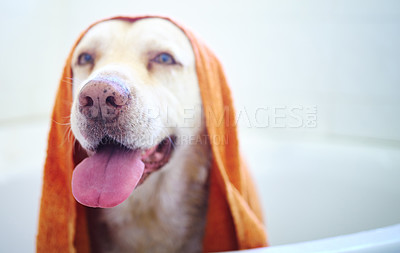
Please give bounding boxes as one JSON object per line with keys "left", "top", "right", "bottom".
{"left": 36, "top": 16, "right": 268, "bottom": 252}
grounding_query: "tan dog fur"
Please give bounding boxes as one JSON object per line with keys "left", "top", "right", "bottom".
{"left": 70, "top": 18, "right": 210, "bottom": 253}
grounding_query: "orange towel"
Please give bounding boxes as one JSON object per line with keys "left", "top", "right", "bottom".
{"left": 36, "top": 16, "right": 268, "bottom": 252}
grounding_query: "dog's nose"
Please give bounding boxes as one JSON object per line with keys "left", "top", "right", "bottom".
{"left": 78, "top": 78, "right": 130, "bottom": 120}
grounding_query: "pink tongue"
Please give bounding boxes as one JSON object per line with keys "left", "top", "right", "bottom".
{"left": 72, "top": 146, "right": 144, "bottom": 208}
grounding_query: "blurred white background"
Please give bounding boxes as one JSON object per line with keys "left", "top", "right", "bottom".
{"left": 1, "top": 0, "right": 399, "bottom": 252}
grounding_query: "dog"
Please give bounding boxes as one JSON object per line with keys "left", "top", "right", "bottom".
{"left": 70, "top": 18, "right": 210, "bottom": 253}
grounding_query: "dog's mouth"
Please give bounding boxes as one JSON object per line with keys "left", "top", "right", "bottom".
{"left": 71, "top": 136, "right": 175, "bottom": 208}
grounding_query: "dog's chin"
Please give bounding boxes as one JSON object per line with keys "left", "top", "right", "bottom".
{"left": 72, "top": 135, "right": 176, "bottom": 209}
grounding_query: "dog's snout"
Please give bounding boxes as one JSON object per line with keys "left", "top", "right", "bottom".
{"left": 78, "top": 79, "right": 130, "bottom": 120}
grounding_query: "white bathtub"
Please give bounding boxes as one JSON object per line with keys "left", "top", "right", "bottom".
{"left": 1, "top": 121, "right": 399, "bottom": 252}
{"left": 231, "top": 224, "right": 400, "bottom": 253}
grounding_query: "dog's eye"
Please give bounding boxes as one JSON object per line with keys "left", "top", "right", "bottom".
{"left": 78, "top": 53, "right": 94, "bottom": 66}
{"left": 152, "top": 53, "right": 176, "bottom": 65}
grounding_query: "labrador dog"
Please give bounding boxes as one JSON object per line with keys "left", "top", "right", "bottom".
{"left": 70, "top": 18, "right": 210, "bottom": 253}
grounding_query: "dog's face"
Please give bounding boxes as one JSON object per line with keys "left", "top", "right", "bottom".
{"left": 69, "top": 18, "right": 203, "bottom": 208}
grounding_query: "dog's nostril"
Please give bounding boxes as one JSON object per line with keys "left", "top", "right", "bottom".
{"left": 85, "top": 96, "right": 94, "bottom": 107}
{"left": 106, "top": 96, "right": 118, "bottom": 108}
{"left": 80, "top": 96, "right": 94, "bottom": 107}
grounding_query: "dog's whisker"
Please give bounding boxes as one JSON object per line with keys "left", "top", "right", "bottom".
{"left": 62, "top": 80, "right": 73, "bottom": 85}
{"left": 53, "top": 119, "right": 71, "bottom": 126}
{"left": 67, "top": 126, "right": 74, "bottom": 143}
{"left": 62, "top": 77, "right": 85, "bottom": 86}
{"left": 61, "top": 79, "right": 75, "bottom": 86}
{"left": 51, "top": 118, "right": 74, "bottom": 148}
{"left": 63, "top": 77, "right": 84, "bottom": 82}
{"left": 58, "top": 124, "right": 73, "bottom": 148}
{"left": 168, "top": 135, "right": 176, "bottom": 149}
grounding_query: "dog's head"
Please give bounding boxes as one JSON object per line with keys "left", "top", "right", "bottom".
{"left": 69, "top": 18, "right": 203, "bottom": 208}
